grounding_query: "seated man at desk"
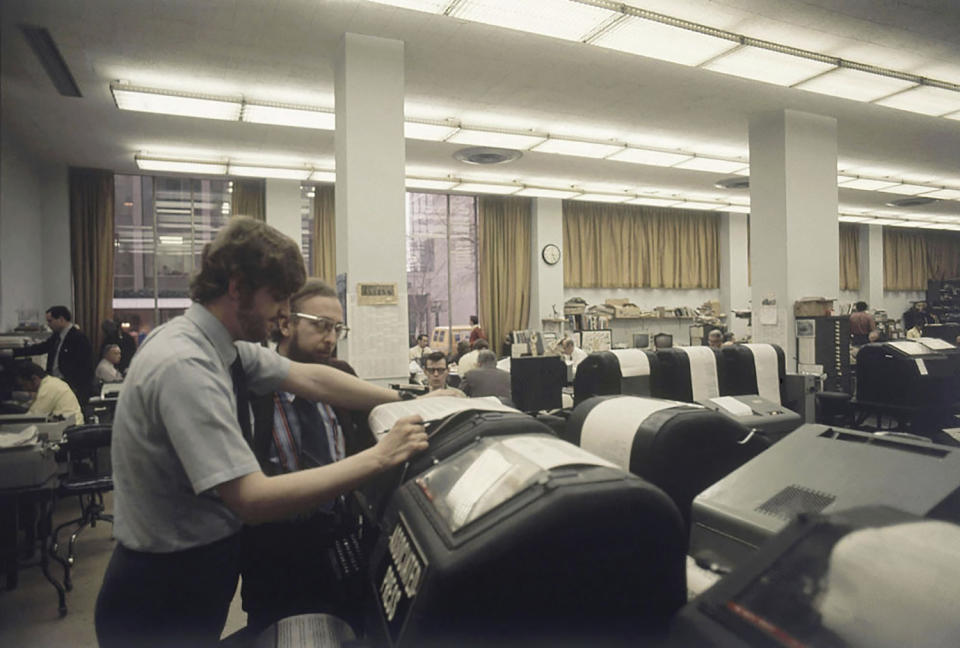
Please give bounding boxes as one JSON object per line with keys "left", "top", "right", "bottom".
{"left": 559, "top": 337, "right": 588, "bottom": 371}
{"left": 14, "top": 360, "right": 83, "bottom": 425}
{"left": 95, "top": 344, "right": 124, "bottom": 385}
{"left": 424, "top": 351, "right": 465, "bottom": 396}
{"left": 456, "top": 338, "right": 489, "bottom": 376}
{"left": 460, "top": 350, "right": 512, "bottom": 405}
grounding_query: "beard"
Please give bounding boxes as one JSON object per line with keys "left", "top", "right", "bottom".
{"left": 236, "top": 293, "right": 270, "bottom": 343}
{"left": 285, "top": 326, "right": 333, "bottom": 364}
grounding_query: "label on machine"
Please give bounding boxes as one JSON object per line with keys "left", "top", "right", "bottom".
{"left": 375, "top": 514, "right": 427, "bottom": 644}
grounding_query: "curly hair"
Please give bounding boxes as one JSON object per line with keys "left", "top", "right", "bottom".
{"left": 189, "top": 217, "right": 306, "bottom": 303}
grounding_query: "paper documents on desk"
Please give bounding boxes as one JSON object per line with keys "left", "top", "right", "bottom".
{"left": 708, "top": 396, "right": 755, "bottom": 418}
{"left": 368, "top": 396, "right": 519, "bottom": 439}
{"left": 0, "top": 424, "right": 39, "bottom": 449}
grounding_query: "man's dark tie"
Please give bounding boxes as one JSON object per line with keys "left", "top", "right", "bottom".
{"left": 292, "top": 396, "right": 333, "bottom": 468}
{"left": 230, "top": 356, "right": 253, "bottom": 445}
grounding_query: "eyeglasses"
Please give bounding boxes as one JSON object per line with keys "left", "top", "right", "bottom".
{"left": 424, "top": 366, "right": 447, "bottom": 374}
{"left": 292, "top": 312, "right": 349, "bottom": 340}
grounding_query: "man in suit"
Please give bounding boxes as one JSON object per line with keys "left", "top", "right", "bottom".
{"left": 10, "top": 306, "right": 93, "bottom": 404}
{"left": 460, "top": 350, "right": 513, "bottom": 406}
{"left": 239, "top": 278, "right": 369, "bottom": 636}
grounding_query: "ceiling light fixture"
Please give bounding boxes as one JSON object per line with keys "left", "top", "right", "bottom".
{"left": 446, "top": 127, "right": 546, "bottom": 150}
{"left": 241, "top": 102, "right": 335, "bottom": 129}
{"left": 111, "top": 82, "right": 242, "bottom": 121}
{"left": 531, "top": 137, "right": 624, "bottom": 158}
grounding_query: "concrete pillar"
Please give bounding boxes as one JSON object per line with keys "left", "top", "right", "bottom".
{"left": 860, "top": 223, "right": 884, "bottom": 310}
{"left": 719, "top": 211, "right": 750, "bottom": 339}
{"left": 265, "top": 178, "right": 303, "bottom": 252}
{"left": 334, "top": 33, "right": 408, "bottom": 380}
{"left": 749, "top": 110, "right": 839, "bottom": 369}
{"left": 530, "top": 198, "right": 565, "bottom": 328}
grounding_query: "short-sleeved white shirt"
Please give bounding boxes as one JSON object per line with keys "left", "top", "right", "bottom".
{"left": 111, "top": 303, "right": 290, "bottom": 553}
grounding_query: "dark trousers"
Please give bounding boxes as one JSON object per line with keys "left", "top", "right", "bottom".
{"left": 95, "top": 533, "right": 240, "bottom": 648}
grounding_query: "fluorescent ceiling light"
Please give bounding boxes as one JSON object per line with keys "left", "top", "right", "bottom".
{"left": 158, "top": 235, "right": 183, "bottom": 245}
{"left": 310, "top": 170, "right": 336, "bottom": 183}
{"left": 135, "top": 156, "right": 228, "bottom": 175}
{"left": 838, "top": 215, "right": 875, "bottom": 223}
{"left": 945, "top": 110, "right": 960, "bottom": 121}
{"left": 591, "top": 15, "right": 737, "bottom": 66}
{"left": 531, "top": 138, "right": 624, "bottom": 158}
{"left": 406, "top": 178, "right": 459, "bottom": 190}
{"left": 453, "top": 182, "right": 520, "bottom": 195}
{"left": 606, "top": 148, "right": 692, "bottom": 166}
{"left": 794, "top": 68, "right": 916, "bottom": 102}
{"left": 230, "top": 165, "right": 311, "bottom": 180}
{"left": 242, "top": 103, "right": 335, "bottom": 130}
{"left": 571, "top": 193, "right": 629, "bottom": 203}
{"left": 366, "top": 1, "right": 451, "bottom": 12}
{"left": 676, "top": 201, "right": 725, "bottom": 210}
{"left": 514, "top": 187, "right": 580, "bottom": 199}
{"left": 404, "top": 121, "right": 459, "bottom": 141}
{"left": 921, "top": 189, "right": 960, "bottom": 199}
{"left": 703, "top": 46, "right": 836, "bottom": 87}
{"left": 626, "top": 197, "right": 681, "bottom": 207}
{"left": 732, "top": 167, "right": 751, "bottom": 176}
{"left": 727, "top": 195, "right": 751, "bottom": 205}
{"left": 446, "top": 128, "right": 545, "bottom": 149}
{"left": 881, "top": 183, "right": 941, "bottom": 196}
{"left": 673, "top": 157, "right": 748, "bottom": 173}
{"left": 724, "top": 205, "right": 751, "bottom": 213}
{"left": 112, "top": 84, "right": 241, "bottom": 121}
{"left": 450, "top": 0, "right": 615, "bottom": 42}
{"left": 839, "top": 178, "right": 899, "bottom": 191}
{"left": 879, "top": 220, "right": 911, "bottom": 226}
{"left": 874, "top": 85, "right": 960, "bottom": 116}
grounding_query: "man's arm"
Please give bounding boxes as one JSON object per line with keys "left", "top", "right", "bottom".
{"left": 11, "top": 335, "right": 54, "bottom": 359}
{"left": 281, "top": 361, "right": 401, "bottom": 410}
{"left": 218, "top": 414, "right": 427, "bottom": 524}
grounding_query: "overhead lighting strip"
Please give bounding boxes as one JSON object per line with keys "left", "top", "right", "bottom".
{"left": 134, "top": 153, "right": 960, "bottom": 229}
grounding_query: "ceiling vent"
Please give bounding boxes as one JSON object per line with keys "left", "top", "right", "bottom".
{"left": 453, "top": 147, "right": 522, "bottom": 165}
{"left": 714, "top": 176, "right": 749, "bottom": 190}
{"left": 885, "top": 196, "right": 938, "bottom": 208}
{"left": 20, "top": 25, "right": 82, "bottom": 97}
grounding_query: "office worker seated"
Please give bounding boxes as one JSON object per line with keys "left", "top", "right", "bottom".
{"left": 707, "top": 329, "right": 723, "bottom": 350}
{"left": 460, "top": 350, "right": 513, "bottom": 405}
{"left": 456, "top": 338, "right": 489, "bottom": 376}
{"left": 559, "top": 337, "right": 588, "bottom": 370}
{"left": 101, "top": 318, "right": 137, "bottom": 374}
{"left": 6, "top": 305, "right": 94, "bottom": 404}
{"left": 238, "top": 278, "right": 371, "bottom": 636}
{"left": 408, "top": 333, "right": 432, "bottom": 362}
{"left": 14, "top": 360, "right": 83, "bottom": 425}
{"left": 95, "top": 344, "right": 125, "bottom": 384}
{"left": 424, "top": 351, "right": 465, "bottom": 396}
{"left": 903, "top": 301, "right": 936, "bottom": 335}
{"left": 94, "top": 218, "right": 428, "bottom": 648}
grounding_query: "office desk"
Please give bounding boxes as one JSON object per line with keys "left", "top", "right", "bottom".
{"left": 0, "top": 443, "right": 68, "bottom": 616}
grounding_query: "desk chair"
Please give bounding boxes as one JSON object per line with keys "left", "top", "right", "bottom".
{"left": 52, "top": 424, "right": 113, "bottom": 590}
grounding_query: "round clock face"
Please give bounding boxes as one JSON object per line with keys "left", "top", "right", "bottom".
{"left": 542, "top": 244, "right": 561, "bottom": 265}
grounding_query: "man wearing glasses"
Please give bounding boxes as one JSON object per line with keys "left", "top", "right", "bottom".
{"left": 237, "top": 278, "right": 366, "bottom": 636}
{"left": 423, "top": 351, "right": 465, "bottom": 395}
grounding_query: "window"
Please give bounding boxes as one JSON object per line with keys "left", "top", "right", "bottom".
{"left": 405, "top": 193, "right": 478, "bottom": 348}
{"left": 113, "top": 174, "right": 232, "bottom": 337}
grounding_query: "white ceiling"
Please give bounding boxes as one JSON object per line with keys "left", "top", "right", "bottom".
{"left": 2, "top": 0, "right": 959, "bottom": 217}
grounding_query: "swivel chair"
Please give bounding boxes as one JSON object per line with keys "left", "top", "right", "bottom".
{"left": 52, "top": 424, "right": 113, "bottom": 590}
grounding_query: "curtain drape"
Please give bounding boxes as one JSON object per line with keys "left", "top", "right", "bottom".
{"left": 232, "top": 178, "right": 265, "bottom": 221}
{"left": 884, "top": 229, "right": 960, "bottom": 291}
{"left": 925, "top": 231, "right": 960, "bottom": 282}
{"left": 69, "top": 167, "right": 114, "bottom": 354}
{"left": 478, "top": 196, "right": 532, "bottom": 357}
{"left": 562, "top": 202, "right": 719, "bottom": 288}
{"left": 839, "top": 224, "right": 860, "bottom": 291}
{"left": 312, "top": 184, "right": 336, "bottom": 283}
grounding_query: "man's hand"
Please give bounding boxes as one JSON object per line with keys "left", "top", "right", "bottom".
{"left": 376, "top": 414, "right": 428, "bottom": 467}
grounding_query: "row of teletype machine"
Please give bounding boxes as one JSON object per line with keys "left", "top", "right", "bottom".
{"left": 5, "top": 338, "right": 960, "bottom": 647}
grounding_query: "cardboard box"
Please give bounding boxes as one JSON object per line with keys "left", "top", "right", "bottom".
{"left": 794, "top": 297, "right": 834, "bottom": 317}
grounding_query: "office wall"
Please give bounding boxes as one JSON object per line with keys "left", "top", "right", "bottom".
{"left": 40, "top": 164, "right": 71, "bottom": 309}
{"left": 0, "top": 130, "right": 45, "bottom": 331}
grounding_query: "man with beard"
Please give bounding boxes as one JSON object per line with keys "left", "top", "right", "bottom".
{"left": 95, "top": 218, "right": 427, "bottom": 648}
{"left": 238, "top": 278, "right": 369, "bottom": 635}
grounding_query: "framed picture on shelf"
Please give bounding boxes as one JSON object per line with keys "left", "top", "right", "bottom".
{"left": 581, "top": 329, "right": 613, "bottom": 353}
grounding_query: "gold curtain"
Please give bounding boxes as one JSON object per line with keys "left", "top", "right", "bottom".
{"left": 69, "top": 168, "right": 114, "bottom": 354}
{"left": 312, "top": 184, "right": 336, "bottom": 283}
{"left": 884, "top": 229, "right": 928, "bottom": 291}
{"left": 232, "top": 178, "right": 265, "bottom": 221}
{"left": 478, "top": 196, "right": 532, "bottom": 357}
{"left": 925, "top": 231, "right": 960, "bottom": 281}
{"left": 562, "top": 202, "right": 719, "bottom": 288}
{"left": 839, "top": 224, "right": 860, "bottom": 291}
